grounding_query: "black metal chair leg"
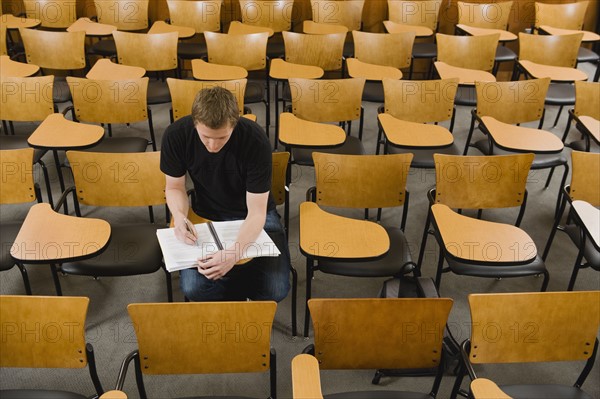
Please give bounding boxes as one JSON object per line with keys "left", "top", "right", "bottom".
{"left": 290, "top": 266, "right": 298, "bottom": 337}
{"left": 50, "top": 264, "right": 63, "bottom": 296}
{"left": 567, "top": 249, "right": 585, "bottom": 291}
{"left": 163, "top": 265, "right": 173, "bottom": 302}
{"left": 303, "top": 258, "right": 313, "bottom": 338}
{"left": 540, "top": 269, "right": 550, "bottom": 292}
{"left": 553, "top": 105, "right": 564, "bottom": 128}
{"left": 16, "top": 263, "right": 32, "bottom": 295}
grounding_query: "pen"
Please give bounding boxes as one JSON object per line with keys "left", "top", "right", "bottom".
{"left": 183, "top": 218, "right": 199, "bottom": 247}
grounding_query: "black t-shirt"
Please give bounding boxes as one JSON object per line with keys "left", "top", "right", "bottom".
{"left": 160, "top": 116, "right": 275, "bottom": 220}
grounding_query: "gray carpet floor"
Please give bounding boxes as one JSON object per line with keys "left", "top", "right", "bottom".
{"left": 1, "top": 63, "right": 599, "bottom": 398}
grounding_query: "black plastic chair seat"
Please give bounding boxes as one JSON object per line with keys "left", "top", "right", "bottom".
{"left": 577, "top": 47, "right": 599, "bottom": 63}
{"left": 326, "top": 391, "right": 433, "bottom": 399}
{"left": 60, "top": 223, "right": 163, "bottom": 277}
{"left": 343, "top": 40, "right": 354, "bottom": 58}
{"left": 292, "top": 136, "right": 365, "bottom": 166}
{"left": 244, "top": 79, "right": 265, "bottom": 104}
{"left": 267, "top": 39, "right": 285, "bottom": 59}
{"left": 545, "top": 83, "right": 576, "bottom": 106}
{"left": 567, "top": 140, "right": 600, "bottom": 152}
{"left": 447, "top": 254, "right": 547, "bottom": 278}
{"left": 412, "top": 42, "right": 437, "bottom": 59}
{"left": 362, "top": 81, "right": 384, "bottom": 103}
{"left": 454, "top": 85, "right": 477, "bottom": 106}
{"left": 53, "top": 77, "right": 72, "bottom": 103}
{"left": 90, "top": 38, "right": 116, "bottom": 57}
{"left": 318, "top": 226, "right": 413, "bottom": 277}
{"left": 500, "top": 384, "right": 594, "bottom": 399}
{"left": 473, "top": 139, "right": 567, "bottom": 168}
{"left": 0, "top": 390, "right": 89, "bottom": 399}
{"left": 147, "top": 79, "right": 172, "bottom": 105}
{"left": 495, "top": 45, "right": 517, "bottom": 62}
{"left": 88, "top": 137, "right": 149, "bottom": 152}
{"left": 388, "top": 143, "right": 461, "bottom": 168}
{"left": 0, "top": 136, "right": 47, "bottom": 163}
{"left": 0, "top": 222, "right": 21, "bottom": 271}
{"left": 177, "top": 41, "right": 207, "bottom": 59}
{"left": 565, "top": 224, "right": 600, "bottom": 269}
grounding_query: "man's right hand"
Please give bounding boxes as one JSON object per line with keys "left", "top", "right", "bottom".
{"left": 174, "top": 216, "right": 199, "bottom": 246}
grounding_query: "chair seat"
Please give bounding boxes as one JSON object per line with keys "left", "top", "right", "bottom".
{"left": 0, "top": 390, "right": 88, "bottom": 399}
{"left": 0, "top": 136, "right": 46, "bottom": 163}
{"left": 447, "top": 254, "right": 547, "bottom": 278}
{"left": 147, "top": 79, "right": 172, "bottom": 105}
{"left": 244, "top": 79, "right": 265, "bottom": 104}
{"left": 90, "top": 38, "right": 116, "bottom": 57}
{"left": 343, "top": 40, "right": 354, "bottom": 58}
{"left": 577, "top": 47, "right": 599, "bottom": 63}
{"left": 412, "top": 42, "right": 437, "bottom": 59}
{"left": 318, "top": 226, "right": 413, "bottom": 277}
{"left": 495, "top": 45, "right": 517, "bottom": 62}
{"left": 267, "top": 39, "right": 285, "bottom": 59}
{"left": 500, "top": 384, "right": 594, "bottom": 399}
{"left": 454, "top": 85, "right": 476, "bottom": 106}
{"left": 545, "top": 83, "right": 575, "bottom": 106}
{"left": 567, "top": 139, "right": 600, "bottom": 152}
{"left": 292, "top": 136, "right": 365, "bottom": 166}
{"left": 326, "top": 390, "right": 433, "bottom": 399}
{"left": 388, "top": 143, "right": 461, "bottom": 168}
{"left": 53, "top": 77, "right": 72, "bottom": 104}
{"left": 177, "top": 41, "right": 208, "bottom": 60}
{"left": 88, "top": 137, "right": 149, "bottom": 152}
{"left": 565, "top": 224, "right": 600, "bottom": 269}
{"left": 0, "top": 222, "right": 21, "bottom": 271}
{"left": 362, "top": 81, "right": 384, "bottom": 103}
{"left": 473, "top": 139, "right": 568, "bottom": 168}
{"left": 60, "top": 223, "right": 163, "bottom": 277}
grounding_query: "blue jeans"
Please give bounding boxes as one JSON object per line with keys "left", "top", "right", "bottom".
{"left": 180, "top": 209, "right": 291, "bottom": 302}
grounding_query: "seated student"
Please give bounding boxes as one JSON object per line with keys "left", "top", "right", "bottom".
{"left": 160, "top": 86, "right": 291, "bottom": 302}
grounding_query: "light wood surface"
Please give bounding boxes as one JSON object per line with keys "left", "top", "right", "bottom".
{"left": 578, "top": 116, "right": 600, "bottom": 143}
{"left": 127, "top": 301, "right": 276, "bottom": 374}
{"left": 113, "top": 31, "right": 178, "bottom": 72}
{"left": 291, "top": 354, "right": 323, "bottom": 399}
{"left": 278, "top": 112, "right": 346, "bottom": 147}
{"left": 228, "top": 20, "right": 274, "bottom": 37}
{"left": 468, "top": 291, "right": 600, "bottom": 363}
{"left": 10, "top": 203, "right": 111, "bottom": 262}
{"left": 433, "top": 153, "right": 534, "bottom": 209}
{"left": 434, "top": 61, "right": 496, "bottom": 85}
{"left": 383, "top": 20, "right": 433, "bottom": 37}
{"left": 457, "top": 1, "right": 513, "bottom": 31}
{"left": 27, "top": 113, "right": 104, "bottom": 150}
{"left": 148, "top": 20, "right": 195, "bottom": 38}
{"left": 313, "top": 152, "right": 412, "bottom": 208}
{"left": 1, "top": 13, "right": 41, "bottom": 29}
{"left": 269, "top": 58, "right": 324, "bottom": 80}
{"left": 570, "top": 151, "right": 600, "bottom": 206}
{"left": 432, "top": 203, "right": 537, "bottom": 263}
{"left": 272, "top": 152, "right": 290, "bottom": 206}
{"left": 572, "top": 200, "right": 600, "bottom": 248}
{"left": 23, "top": 0, "right": 76, "bottom": 28}
{"left": 310, "top": 0, "right": 364, "bottom": 31}
{"left": 482, "top": 116, "right": 563, "bottom": 153}
{"left": 388, "top": 0, "right": 442, "bottom": 31}
{"left": 455, "top": 24, "right": 517, "bottom": 41}
{"left": 242, "top": 113, "right": 256, "bottom": 122}
{"left": 471, "top": 379, "right": 512, "bottom": 399}
{"left": 518, "top": 60, "right": 587, "bottom": 82}
{"left": 346, "top": 58, "right": 402, "bottom": 80}
{"left": 20, "top": 28, "right": 86, "bottom": 70}
{"left": 0, "top": 148, "right": 37, "bottom": 204}
{"left": 352, "top": 30, "right": 414, "bottom": 70}
{"left": 94, "top": 0, "right": 149, "bottom": 31}
{"left": 0, "top": 22, "right": 5, "bottom": 55}
{"left": 574, "top": 81, "right": 600, "bottom": 120}
{"left": 0, "top": 75, "right": 54, "bottom": 122}
{"left": 436, "top": 33, "right": 499, "bottom": 72}
{"left": 518, "top": 32, "right": 582, "bottom": 68}
{"left": 205, "top": 31, "right": 268, "bottom": 71}
{"left": 534, "top": 1, "right": 588, "bottom": 31}
{"left": 86, "top": 59, "right": 146, "bottom": 80}
{"left": 239, "top": 0, "right": 293, "bottom": 32}
{"left": 0, "top": 296, "right": 89, "bottom": 368}
{"left": 379, "top": 113, "right": 453, "bottom": 148}
{"left": 308, "top": 298, "right": 453, "bottom": 369}
{"left": 282, "top": 31, "right": 345, "bottom": 71}
{"left": 100, "top": 390, "right": 128, "bottom": 399}
{"left": 302, "top": 20, "right": 348, "bottom": 34}
{"left": 539, "top": 25, "right": 600, "bottom": 42}
{"left": 299, "top": 202, "right": 389, "bottom": 259}
{"left": 191, "top": 58, "right": 248, "bottom": 80}
{"left": 166, "top": 0, "right": 221, "bottom": 33}
{"left": 67, "top": 17, "right": 116, "bottom": 36}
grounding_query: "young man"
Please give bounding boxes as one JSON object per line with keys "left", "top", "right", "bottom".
{"left": 160, "top": 86, "right": 290, "bottom": 302}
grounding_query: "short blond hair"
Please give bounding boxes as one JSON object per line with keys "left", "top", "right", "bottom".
{"left": 192, "top": 86, "right": 239, "bottom": 129}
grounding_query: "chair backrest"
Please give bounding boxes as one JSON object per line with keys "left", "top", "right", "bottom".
{"left": 272, "top": 151, "right": 289, "bottom": 206}
{"left": 167, "top": 0, "right": 222, "bottom": 33}
{"left": 67, "top": 76, "right": 149, "bottom": 124}
{"left": 0, "top": 295, "right": 89, "bottom": 368}
{"left": 352, "top": 30, "right": 414, "bottom": 69}
{"left": 387, "top": 0, "right": 442, "bottom": 30}
{"left": 282, "top": 31, "right": 345, "bottom": 71}
{"left": 1, "top": 18, "right": 7, "bottom": 55}
{"left": 0, "top": 75, "right": 54, "bottom": 122}
{"left": 204, "top": 31, "right": 268, "bottom": 71}
{"left": 468, "top": 291, "right": 600, "bottom": 364}
{"left": 239, "top": 0, "right": 293, "bottom": 32}
{"left": 308, "top": 298, "right": 453, "bottom": 369}
{"left": 433, "top": 153, "right": 534, "bottom": 209}
{"left": 313, "top": 152, "right": 413, "bottom": 208}
{"left": 310, "top": 0, "right": 364, "bottom": 31}
{"left": 436, "top": 33, "right": 499, "bottom": 71}
{"left": 66, "top": 151, "right": 166, "bottom": 207}
{"left": 23, "top": 0, "right": 77, "bottom": 28}
{"left": 534, "top": 1, "right": 588, "bottom": 30}
{"left": 574, "top": 81, "right": 600, "bottom": 119}
{"left": 457, "top": 1, "right": 513, "bottom": 30}
{"left": 167, "top": 77, "right": 247, "bottom": 121}
{"left": 0, "top": 148, "right": 37, "bottom": 204}
{"left": 20, "top": 28, "right": 86, "bottom": 70}
{"left": 303, "top": 20, "right": 348, "bottom": 34}
{"left": 127, "top": 301, "right": 276, "bottom": 374}
{"left": 570, "top": 151, "right": 600, "bottom": 206}
{"left": 288, "top": 77, "right": 365, "bottom": 123}
{"left": 475, "top": 78, "right": 550, "bottom": 125}
{"left": 113, "top": 31, "right": 178, "bottom": 71}
{"left": 382, "top": 78, "right": 458, "bottom": 123}
{"left": 518, "top": 32, "right": 582, "bottom": 68}
{"left": 94, "top": 0, "right": 149, "bottom": 31}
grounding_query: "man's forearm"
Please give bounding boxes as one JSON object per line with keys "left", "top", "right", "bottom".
{"left": 230, "top": 212, "right": 266, "bottom": 262}
{"left": 166, "top": 187, "right": 190, "bottom": 221}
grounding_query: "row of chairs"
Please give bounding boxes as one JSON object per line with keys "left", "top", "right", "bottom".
{"left": 2, "top": 291, "right": 599, "bottom": 398}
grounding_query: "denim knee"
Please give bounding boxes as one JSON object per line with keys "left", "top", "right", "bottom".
{"left": 179, "top": 268, "right": 226, "bottom": 302}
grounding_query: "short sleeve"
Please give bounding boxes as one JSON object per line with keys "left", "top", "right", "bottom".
{"left": 245, "top": 131, "right": 272, "bottom": 194}
{"left": 160, "top": 123, "right": 187, "bottom": 178}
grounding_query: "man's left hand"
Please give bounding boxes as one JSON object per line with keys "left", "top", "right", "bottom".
{"left": 196, "top": 250, "right": 238, "bottom": 280}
